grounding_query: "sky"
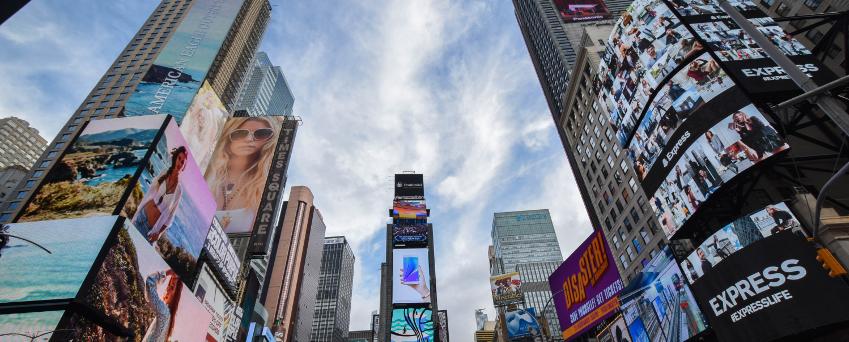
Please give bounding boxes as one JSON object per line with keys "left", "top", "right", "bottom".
{"left": 0, "top": 0, "right": 594, "bottom": 339}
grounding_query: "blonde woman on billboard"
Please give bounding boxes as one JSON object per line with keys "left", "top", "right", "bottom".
{"left": 182, "top": 82, "right": 227, "bottom": 170}
{"left": 206, "top": 117, "right": 279, "bottom": 233}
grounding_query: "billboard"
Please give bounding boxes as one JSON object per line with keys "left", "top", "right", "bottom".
{"left": 80, "top": 220, "right": 211, "bottom": 340}
{"left": 392, "top": 248, "right": 432, "bottom": 304}
{"left": 392, "top": 200, "right": 427, "bottom": 220}
{"left": 203, "top": 217, "right": 241, "bottom": 291}
{"left": 19, "top": 115, "right": 165, "bottom": 222}
{"left": 506, "top": 307, "right": 543, "bottom": 339}
{"left": 0, "top": 310, "right": 65, "bottom": 341}
{"left": 124, "top": 0, "right": 245, "bottom": 120}
{"left": 182, "top": 81, "right": 229, "bottom": 171}
{"left": 548, "top": 231, "right": 623, "bottom": 341}
{"left": 681, "top": 202, "right": 805, "bottom": 283}
{"left": 246, "top": 118, "right": 297, "bottom": 257}
{"left": 619, "top": 247, "right": 708, "bottom": 342}
{"left": 489, "top": 272, "right": 523, "bottom": 307}
{"left": 649, "top": 103, "right": 789, "bottom": 238}
{"left": 195, "top": 263, "right": 236, "bottom": 342}
{"left": 393, "top": 223, "right": 428, "bottom": 247}
{"left": 437, "top": 310, "right": 449, "bottom": 342}
{"left": 132, "top": 118, "right": 216, "bottom": 283}
{"left": 595, "top": 315, "right": 632, "bottom": 342}
{"left": 394, "top": 173, "right": 424, "bottom": 199}
{"left": 0, "top": 216, "right": 117, "bottom": 304}
{"left": 390, "top": 307, "right": 435, "bottom": 342}
{"left": 553, "top": 0, "right": 611, "bottom": 23}
{"left": 204, "top": 117, "right": 291, "bottom": 237}
{"left": 688, "top": 231, "right": 849, "bottom": 341}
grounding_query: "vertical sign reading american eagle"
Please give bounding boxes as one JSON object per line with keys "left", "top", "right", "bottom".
{"left": 548, "top": 231, "right": 623, "bottom": 341}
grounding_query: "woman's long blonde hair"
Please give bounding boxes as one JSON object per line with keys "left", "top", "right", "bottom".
{"left": 205, "top": 117, "right": 280, "bottom": 210}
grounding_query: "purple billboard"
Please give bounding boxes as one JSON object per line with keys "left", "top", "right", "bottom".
{"left": 548, "top": 231, "right": 624, "bottom": 341}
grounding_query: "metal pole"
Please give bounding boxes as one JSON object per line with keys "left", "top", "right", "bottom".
{"left": 540, "top": 288, "right": 565, "bottom": 342}
{"left": 716, "top": 0, "right": 849, "bottom": 135}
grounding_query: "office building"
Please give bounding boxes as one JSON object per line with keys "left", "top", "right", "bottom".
{"left": 557, "top": 24, "right": 666, "bottom": 281}
{"left": 0, "top": 0, "right": 271, "bottom": 223}
{"left": 0, "top": 165, "right": 28, "bottom": 203}
{"left": 515, "top": 261, "right": 562, "bottom": 337}
{"left": 263, "top": 186, "right": 326, "bottom": 342}
{"left": 311, "top": 236, "right": 355, "bottom": 342}
{"left": 233, "top": 51, "right": 296, "bottom": 116}
{"left": 0, "top": 116, "right": 47, "bottom": 169}
{"left": 491, "top": 210, "right": 562, "bottom": 274}
{"left": 511, "top": 0, "right": 631, "bottom": 119}
{"left": 348, "top": 330, "right": 373, "bottom": 342}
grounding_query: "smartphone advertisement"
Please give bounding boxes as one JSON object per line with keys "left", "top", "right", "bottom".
{"left": 392, "top": 248, "right": 431, "bottom": 304}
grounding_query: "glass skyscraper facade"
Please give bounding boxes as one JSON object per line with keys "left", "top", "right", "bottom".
{"left": 311, "top": 236, "right": 355, "bottom": 342}
{"left": 491, "top": 209, "right": 562, "bottom": 274}
{"left": 233, "top": 51, "right": 295, "bottom": 116}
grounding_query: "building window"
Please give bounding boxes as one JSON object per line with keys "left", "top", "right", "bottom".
{"left": 39, "top": 160, "right": 50, "bottom": 168}
{"left": 55, "top": 142, "right": 65, "bottom": 149}
{"left": 640, "top": 228, "right": 651, "bottom": 243}
{"left": 7, "top": 202, "right": 18, "bottom": 210}
{"left": 629, "top": 177, "right": 638, "bottom": 192}
{"left": 620, "top": 160, "right": 629, "bottom": 172}
{"left": 60, "top": 134, "right": 70, "bottom": 141}
{"left": 632, "top": 238, "right": 642, "bottom": 253}
{"left": 0, "top": 213, "right": 10, "bottom": 221}
{"left": 804, "top": 0, "right": 822, "bottom": 9}
{"left": 32, "top": 170, "right": 43, "bottom": 177}
{"left": 626, "top": 246, "right": 636, "bottom": 260}
{"left": 623, "top": 218, "right": 633, "bottom": 232}
{"left": 761, "top": 0, "right": 775, "bottom": 6}
{"left": 46, "top": 151, "right": 58, "bottom": 158}
{"left": 16, "top": 191, "right": 27, "bottom": 199}
{"left": 619, "top": 254, "right": 629, "bottom": 269}
{"left": 612, "top": 234, "right": 621, "bottom": 249}
{"left": 630, "top": 208, "right": 640, "bottom": 222}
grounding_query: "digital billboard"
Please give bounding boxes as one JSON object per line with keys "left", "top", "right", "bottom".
{"left": 393, "top": 223, "right": 428, "bottom": 247}
{"left": 390, "top": 307, "right": 434, "bottom": 342}
{"left": 124, "top": 0, "right": 245, "bottom": 120}
{"left": 19, "top": 115, "right": 165, "bottom": 222}
{"left": 0, "top": 216, "right": 117, "bottom": 304}
{"left": 204, "top": 217, "right": 241, "bottom": 291}
{"left": 394, "top": 173, "right": 424, "bottom": 199}
{"left": 392, "top": 248, "right": 431, "bottom": 304}
{"left": 0, "top": 310, "right": 65, "bottom": 341}
{"left": 132, "top": 118, "right": 216, "bottom": 283}
{"left": 392, "top": 200, "right": 427, "bottom": 220}
{"left": 681, "top": 202, "right": 805, "bottom": 283}
{"left": 548, "top": 231, "right": 623, "bottom": 341}
{"left": 80, "top": 221, "right": 211, "bottom": 340}
{"left": 688, "top": 231, "right": 849, "bottom": 341}
{"left": 195, "top": 263, "right": 236, "bottom": 342}
{"left": 619, "top": 247, "right": 708, "bottom": 342}
{"left": 506, "top": 307, "right": 543, "bottom": 339}
{"left": 649, "top": 103, "right": 789, "bottom": 238}
{"left": 489, "top": 272, "right": 523, "bottom": 307}
{"left": 595, "top": 315, "right": 632, "bottom": 342}
{"left": 437, "top": 310, "right": 448, "bottom": 342}
{"left": 553, "top": 0, "right": 611, "bottom": 23}
{"left": 205, "top": 117, "right": 289, "bottom": 236}
{"left": 182, "top": 81, "right": 229, "bottom": 171}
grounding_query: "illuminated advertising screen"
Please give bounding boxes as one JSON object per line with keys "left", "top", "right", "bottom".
{"left": 681, "top": 202, "right": 805, "bottom": 284}
{"left": 19, "top": 115, "right": 165, "bottom": 222}
{"left": 392, "top": 200, "right": 427, "bottom": 220}
{"left": 553, "top": 0, "right": 611, "bottom": 23}
{"left": 548, "top": 231, "right": 623, "bottom": 341}
{"left": 619, "top": 247, "right": 708, "bottom": 342}
{"left": 392, "top": 248, "right": 432, "bottom": 304}
{"left": 195, "top": 263, "right": 236, "bottom": 342}
{"left": 204, "top": 117, "right": 290, "bottom": 235}
{"left": 0, "top": 310, "right": 65, "bottom": 341}
{"left": 124, "top": 0, "right": 245, "bottom": 120}
{"left": 437, "top": 310, "right": 448, "bottom": 342}
{"left": 687, "top": 232, "right": 849, "bottom": 341}
{"left": 489, "top": 272, "right": 523, "bottom": 307}
{"left": 182, "top": 81, "right": 229, "bottom": 171}
{"left": 81, "top": 221, "right": 211, "bottom": 340}
{"left": 0, "top": 216, "right": 117, "bottom": 304}
{"left": 506, "top": 307, "right": 543, "bottom": 339}
{"left": 390, "top": 308, "right": 434, "bottom": 342}
{"left": 393, "top": 223, "right": 428, "bottom": 247}
{"left": 132, "top": 118, "right": 216, "bottom": 283}
{"left": 203, "top": 217, "right": 241, "bottom": 291}
{"left": 666, "top": 0, "right": 835, "bottom": 99}
{"left": 595, "top": 315, "right": 631, "bottom": 342}
{"left": 394, "top": 173, "right": 424, "bottom": 199}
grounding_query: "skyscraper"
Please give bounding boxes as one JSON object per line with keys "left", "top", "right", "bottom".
{"left": 311, "top": 236, "right": 356, "bottom": 342}
{"left": 0, "top": 116, "right": 47, "bottom": 169}
{"left": 233, "top": 51, "right": 296, "bottom": 116}
{"left": 263, "top": 186, "right": 327, "bottom": 342}
{"left": 0, "top": 0, "right": 271, "bottom": 223}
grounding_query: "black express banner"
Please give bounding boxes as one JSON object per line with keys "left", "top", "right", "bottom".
{"left": 688, "top": 231, "right": 849, "bottom": 341}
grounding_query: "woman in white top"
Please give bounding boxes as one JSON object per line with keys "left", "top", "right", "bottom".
{"left": 205, "top": 117, "right": 280, "bottom": 233}
{"left": 134, "top": 146, "right": 188, "bottom": 243}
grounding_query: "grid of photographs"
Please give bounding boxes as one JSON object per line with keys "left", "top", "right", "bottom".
{"left": 680, "top": 202, "right": 805, "bottom": 284}
{"left": 692, "top": 18, "right": 810, "bottom": 62}
{"left": 597, "top": 0, "right": 701, "bottom": 146}
{"left": 650, "top": 104, "right": 789, "bottom": 238}
{"left": 667, "top": 0, "right": 759, "bottom": 16}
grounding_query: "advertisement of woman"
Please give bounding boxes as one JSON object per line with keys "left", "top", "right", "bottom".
{"left": 205, "top": 117, "right": 284, "bottom": 234}
{"left": 135, "top": 147, "right": 187, "bottom": 243}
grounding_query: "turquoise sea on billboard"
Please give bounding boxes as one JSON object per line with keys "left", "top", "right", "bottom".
{"left": 0, "top": 310, "right": 64, "bottom": 340}
{"left": 0, "top": 216, "right": 117, "bottom": 303}
{"left": 80, "top": 149, "right": 148, "bottom": 186}
{"left": 123, "top": 0, "right": 245, "bottom": 120}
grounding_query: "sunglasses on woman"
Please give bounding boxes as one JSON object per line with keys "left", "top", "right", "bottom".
{"left": 229, "top": 128, "right": 274, "bottom": 141}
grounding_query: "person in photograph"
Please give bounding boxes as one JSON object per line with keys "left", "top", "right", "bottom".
{"left": 134, "top": 146, "right": 187, "bottom": 243}
{"left": 729, "top": 111, "right": 773, "bottom": 161}
{"left": 686, "top": 58, "right": 720, "bottom": 84}
{"left": 664, "top": 27, "right": 683, "bottom": 46}
{"left": 143, "top": 270, "right": 181, "bottom": 342}
{"left": 206, "top": 118, "right": 280, "bottom": 232}
{"left": 697, "top": 248, "right": 712, "bottom": 275}
{"left": 683, "top": 259, "right": 699, "bottom": 282}
{"left": 767, "top": 206, "right": 799, "bottom": 235}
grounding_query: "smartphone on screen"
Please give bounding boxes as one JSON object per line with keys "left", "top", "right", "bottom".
{"left": 402, "top": 256, "right": 420, "bottom": 284}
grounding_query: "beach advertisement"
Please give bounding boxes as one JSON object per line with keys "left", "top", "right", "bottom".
{"left": 390, "top": 307, "right": 435, "bottom": 342}
{"left": 0, "top": 216, "right": 118, "bottom": 304}
{"left": 0, "top": 310, "right": 65, "bottom": 341}
{"left": 79, "top": 221, "right": 211, "bottom": 341}
{"left": 205, "top": 117, "right": 287, "bottom": 234}
{"left": 181, "top": 81, "right": 229, "bottom": 171}
{"left": 132, "top": 118, "right": 216, "bottom": 284}
{"left": 124, "top": 0, "right": 245, "bottom": 121}
{"left": 19, "top": 115, "right": 165, "bottom": 222}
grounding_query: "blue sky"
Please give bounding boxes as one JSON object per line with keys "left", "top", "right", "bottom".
{"left": 0, "top": 0, "right": 593, "bottom": 338}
